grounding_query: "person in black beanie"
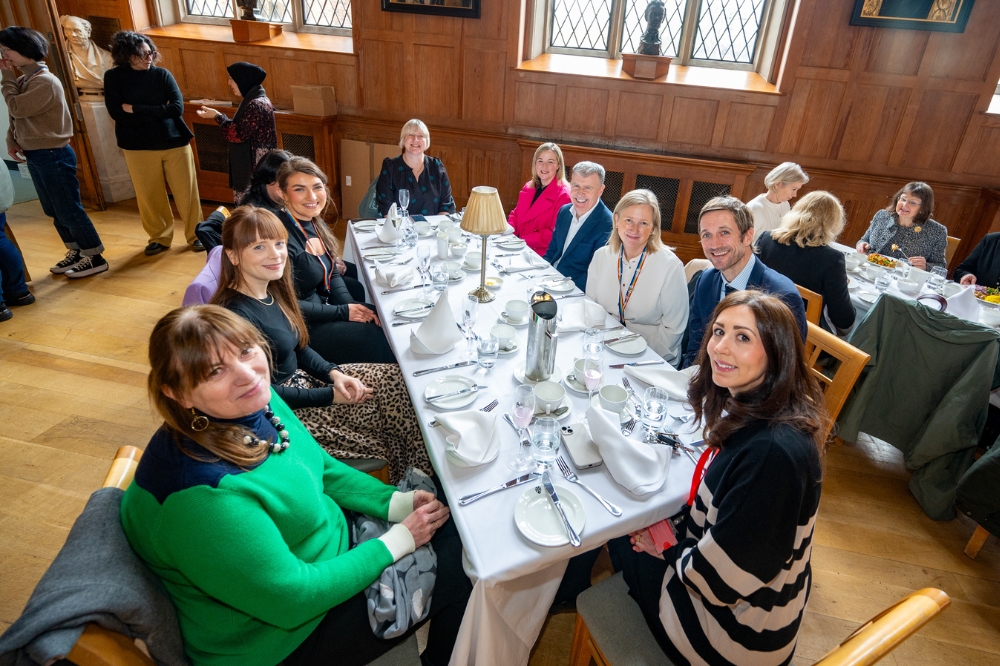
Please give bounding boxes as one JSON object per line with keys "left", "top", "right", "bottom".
{"left": 197, "top": 62, "right": 277, "bottom": 203}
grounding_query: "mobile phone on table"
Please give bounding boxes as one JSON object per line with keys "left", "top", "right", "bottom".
{"left": 561, "top": 423, "right": 602, "bottom": 469}
{"left": 411, "top": 214, "right": 427, "bottom": 222}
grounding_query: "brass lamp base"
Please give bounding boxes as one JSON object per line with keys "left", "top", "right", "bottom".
{"left": 470, "top": 234, "right": 496, "bottom": 303}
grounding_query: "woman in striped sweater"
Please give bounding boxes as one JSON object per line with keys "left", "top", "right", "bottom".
{"left": 613, "top": 290, "right": 827, "bottom": 666}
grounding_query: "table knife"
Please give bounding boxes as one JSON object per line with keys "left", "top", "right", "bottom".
{"left": 458, "top": 474, "right": 536, "bottom": 506}
{"left": 395, "top": 304, "right": 433, "bottom": 315}
{"left": 426, "top": 385, "right": 487, "bottom": 403}
{"left": 542, "top": 471, "right": 581, "bottom": 547}
{"left": 556, "top": 293, "right": 585, "bottom": 300}
{"left": 604, "top": 332, "right": 641, "bottom": 345}
{"left": 609, "top": 360, "right": 665, "bottom": 369}
{"left": 383, "top": 283, "right": 426, "bottom": 294}
{"left": 413, "top": 360, "right": 477, "bottom": 376}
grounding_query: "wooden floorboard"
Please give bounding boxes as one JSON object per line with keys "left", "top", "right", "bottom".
{"left": 2, "top": 200, "right": 997, "bottom": 664}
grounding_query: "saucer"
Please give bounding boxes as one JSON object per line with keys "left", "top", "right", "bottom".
{"left": 499, "top": 313, "right": 529, "bottom": 328}
{"left": 424, "top": 375, "right": 479, "bottom": 410}
{"left": 394, "top": 298, "right": 434, "bottom": 319}
{"left": 533, "top": 395, "right": 572, "bottom": 421}
{"left": 563, "top": 371, "right": 607, "bottom": 395}
{"left": 514, "top": 483, "right": 585, "bottom": 547}
{"left": 514, "top": 364, "right": 563, "bottom": 386}
{"left": 497, "top": 340, "right": 520, "bottom": 355}
{"left": 353, "top": 220, "right": 377, "bottom": 231}
{"left": 417, "top": 229, "right": 435, "bottom": 238}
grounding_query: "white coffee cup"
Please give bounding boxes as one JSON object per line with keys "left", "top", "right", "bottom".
{"left": 438, "top": 218, "right": 454, "bottom": 232}
{"left": 505, "top": 299, "right": 530, "bottom": 323}
{"left": 450, "top": 243, "right": 467, "bottom": 260}
{"left": 464, "top": 251, "right": 482, "bottom": 268}
{"left": 982, "top": 307, "right": 1000, "bottom": 327}
{"left": 443, "top": 261, "right": 464, "bottom": 279}
{"left": 844, "top": 253, "right": 862, "bottom": 271}
{"left": 490, "top": 323, "right": 516, "bottom": 350}
{"left": 414, "top": 221, "right": 431, "bottom": 236}
{"left": 598, "top": 385, "right": 629, "bottom": 414}
{"left": 447, "top": 227, "right": 463, "bottom": 243}
{"left": 535, "top": 381, "right": 566, "bottom": 415}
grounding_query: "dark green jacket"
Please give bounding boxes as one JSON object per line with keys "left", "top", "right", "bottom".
{"left": 838, "top": 294, "right": 1000, "bottom": 520}
{"left": 955, "top": 437, "right": 1000, "bottom": 536}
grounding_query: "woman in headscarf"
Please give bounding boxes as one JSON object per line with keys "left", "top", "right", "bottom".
{"left": 197, "top": 62, "right": 278, "bottom": 202}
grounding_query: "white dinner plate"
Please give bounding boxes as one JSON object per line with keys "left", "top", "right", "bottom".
{"left": 444, "top": 434, "right": 500, "bottom": 468}
{"left": 589, "top": 395, "right": 637, "bottom": 425}
{"left": 362, "top": 247, "right": 399, "bottom": 261}
{"left": 514, "top": 483, "right": 586, "bottom": 547}
{"left": 424, "top": 375, "right": 479, "bottom": 410}
{"left": 353, "top": 220, "right": 377, "bottom": 231}
{"left": 394, "top": 298, "right": 434, "bottom": 319}
{"left": 533, "top": 395, "right": 572, "bottom": 421}
{"left": 858, "top": 292, "right": 878, "bottom": 304}
{"left": 538, "top": 277, "right": 575, "bottom": 294}
{"left": 605, "top": 333, "right": 648, "bottom": 356}
{"left": 498, "top": 340, "right": 520, "bottom": 356}
{"left": 514, "top": 364, "right": 563, "bottom": 386}
{"left": 495, "top": 238, "right": 526, "bottom": 250}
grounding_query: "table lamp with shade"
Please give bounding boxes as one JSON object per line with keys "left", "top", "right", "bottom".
{"left": 461, "top": 186, "right": 508, "bottom": 303}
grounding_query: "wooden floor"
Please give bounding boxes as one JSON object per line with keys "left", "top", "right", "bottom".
{"left": 2, "top": 200, "right": 999, "bottom": 665}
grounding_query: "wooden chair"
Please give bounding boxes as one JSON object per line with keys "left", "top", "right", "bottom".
{"left": 945, "top": 236, "right": 960, "bottom": 268}
{"left": 61, "top": 446, "right": 412, "bottom": 665}
{"left": 964, "top": 526, "right": 992, "bottom": 559}
{"left": 804, "top": 322, "right": 870, "bottom": 441}
{"left": 683, "top": 258, "right": 712, "bottom": 284}
{"left": 569, "top": 573, "right": 949, "bottom": 666}
{"left": 797, "top": 284, "right": 823, "bottom": 326}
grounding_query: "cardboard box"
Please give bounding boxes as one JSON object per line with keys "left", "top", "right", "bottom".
{"left": 290, "top": 85, "right": 338, "bottom": 117}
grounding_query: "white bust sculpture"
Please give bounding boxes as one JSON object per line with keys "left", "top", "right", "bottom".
{"left": 59, "top": 15, "right": 114, "bottom": 94}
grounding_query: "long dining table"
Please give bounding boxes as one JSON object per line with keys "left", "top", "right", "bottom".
{"left": 343, "top": 216, "right": 697, "bottom": 665}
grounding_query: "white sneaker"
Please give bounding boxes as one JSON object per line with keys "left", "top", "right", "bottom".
{"left": 65, "top": 255, "right": 109, "bottom": 279}
{"left": 51, "top": 249, "right": 82, "bottom": 274}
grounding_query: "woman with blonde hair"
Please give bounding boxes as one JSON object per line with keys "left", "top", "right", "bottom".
{"left": 507, "top": 142, "right": 572, "bottom": 254}
{"left": 277, "top": 157, "right": 395, "bottom": 364}
{"left": 211, "top": 205, "right": 430, "bottom": 482}
{"left": 375, "top": 118, "right": 455, "bottom": 216}
{"left": 756, "top": 190, "right": 855, "bottom": 332}
{"left": 585, "top": 189, "right": 688, "bottom": 363}
{"left": 747, "top": 162, "right": 809, "bottom": 241}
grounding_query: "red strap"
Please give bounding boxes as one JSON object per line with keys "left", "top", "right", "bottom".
{"left": 687, "top": 447, "right": 717, "bottom": 507}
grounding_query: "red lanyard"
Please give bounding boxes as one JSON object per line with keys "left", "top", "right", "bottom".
{"left": 687, "top": 447, "right": 718, "bottom": 506}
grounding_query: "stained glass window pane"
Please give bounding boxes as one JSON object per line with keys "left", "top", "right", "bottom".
{"left": 303, "top": 0, "right": 352, "bottom": 27}
{"left": 550, "top": 0, "right": 613, "bottom": 51}
{"left": 620, "top": 0, "right": 686, "bottom": 57}
{"left": 691, "top": 0, "right": 767, "bottom": 63}
{"left": 186, "top": 0, "right": 233, "bottom": 18}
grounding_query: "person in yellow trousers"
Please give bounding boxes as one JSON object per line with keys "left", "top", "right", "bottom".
{"left": 103, "top": 31, "right": 203, "bottom": 255}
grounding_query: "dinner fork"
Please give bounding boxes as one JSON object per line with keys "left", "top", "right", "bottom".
{"left": 621, "top": 378, "right": 642, "bottom": 409}
{"left": 556, "top": 456, "right": 622, "bottom": 516}
{"left": 621, "top": 417, "right": 637, "bottom": 436}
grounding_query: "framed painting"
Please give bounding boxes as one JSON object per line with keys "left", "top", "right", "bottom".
{"left": 380, "top": 0, "right": 481, "bottom": 19}
{"left": 850, "top": 0, "right": 975, "bottom": 33}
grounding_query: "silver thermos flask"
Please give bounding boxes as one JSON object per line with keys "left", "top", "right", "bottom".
{"left": 525, "top": 291, "right": 559, "bottom": 382}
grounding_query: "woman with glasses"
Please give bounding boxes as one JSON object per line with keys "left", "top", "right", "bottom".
{"left": 855, "top": 181, "right": 947, "bottom": 271}
{"left": 104, "top": 31, "right": 203, "bottom": 256}
{"left": 584, "top": 189, "right": 688, "bottom": 365}
{"left": 374, "top": 119, "right": 455, "bottom": 217}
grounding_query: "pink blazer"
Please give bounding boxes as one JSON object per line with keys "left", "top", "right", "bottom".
{"left": 508, "top": 180, "right": 572, "bottom": 255}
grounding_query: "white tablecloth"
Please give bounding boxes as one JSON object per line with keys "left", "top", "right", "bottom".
{"left": 345, "top": 217, "right": 694, "bottom": 665}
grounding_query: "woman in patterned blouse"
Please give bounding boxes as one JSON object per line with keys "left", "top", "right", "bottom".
{"left": 855, "top": 181, "right": 947, "bottom": 271}
{"left": 375, "top": 119, "right": 456, "bottom": 217}
{"left": 197, "top": 62, "right": 277, "bottom": 202}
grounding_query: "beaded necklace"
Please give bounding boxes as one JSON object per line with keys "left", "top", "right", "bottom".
{"left": 242, "top": 404, "right": 290, "bottom": 453}
{"left": 617, "top": 246, "right": 647, "bottom": 326}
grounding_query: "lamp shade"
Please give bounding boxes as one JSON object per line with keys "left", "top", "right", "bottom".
{"left": 461, "top": 186, "right": 507, "bottom": 236}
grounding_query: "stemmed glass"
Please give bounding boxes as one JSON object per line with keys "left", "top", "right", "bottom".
{"left": 583, "top": 327, "right": 604, "bottom": 356}
{"left": 640, "top": 387, "right": 669, "bottom": 443}
{"left": 582, "top": 353, "right": 603, "bottom": 403}
{"left": 417, "top": 245, "right": 431, "bottom": 295}
{"left": 462, "top": 294, "right": 479, "bottom": 360}
{"left": 398, "top": 188, "right": 410, "bottom": 216}
{"left": 507, "top": 385, "right": 535, "bottom": 472}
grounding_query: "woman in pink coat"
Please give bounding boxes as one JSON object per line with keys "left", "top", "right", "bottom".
{"left": 508, "top": 142, "right": 572, "bottom": 255}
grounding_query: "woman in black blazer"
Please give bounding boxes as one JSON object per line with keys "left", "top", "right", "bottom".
{"left": 755, "top": 191, "right": 855, "bottom": 333}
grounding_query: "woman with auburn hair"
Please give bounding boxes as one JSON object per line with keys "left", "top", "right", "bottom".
{"left": 507, "top": 142, "right": 572, "bottom": 255}
{"left": 210, "top": 205, "right": 430, "bottom": 482}
{"left": 375, "top": 118, "right": 455, "bottom": 217}
{"left": 756, "top": 190, "right": 855, "bottom": 333}
{"left": 277, "top": 157, "right": 395, "bottom": 364}
{"left": 855, "top": 181, "right": 946, "bottom": 271}
{"left": 611, "top": 290, "right": 826, "bottom": 666}
{"left": 585, "top": 189, "right": 688, "bottom": 364}
{"left": 746, "top": 162, "right": 809, "bottom": 241}
{"left": 121, "top": 303, "right": 470, "bottom": 666}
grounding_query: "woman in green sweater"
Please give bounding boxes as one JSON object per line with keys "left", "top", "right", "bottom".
{"left": 120, "top": 305, "right": 471, "bottom": 666}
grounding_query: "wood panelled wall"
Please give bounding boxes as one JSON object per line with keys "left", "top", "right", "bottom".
{"left": 55, "top": 0, "right": 1000, "bottom": 262}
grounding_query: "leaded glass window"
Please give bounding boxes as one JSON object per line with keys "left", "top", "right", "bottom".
{"left": 182, "top": 0, "right": 351, "bottom": 30}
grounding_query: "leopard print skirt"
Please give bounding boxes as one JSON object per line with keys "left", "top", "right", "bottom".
{"left": 280, "top": 363, "right": 431, "bottom": 483}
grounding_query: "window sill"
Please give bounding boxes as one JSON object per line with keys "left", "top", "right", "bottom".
{"left": 517, "top": 53, "right": 779, "bottom": 95}
{"left": 142, "top": 23, "right": 353, "bottom": 55}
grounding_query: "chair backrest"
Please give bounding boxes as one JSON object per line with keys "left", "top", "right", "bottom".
{"left": 946, "top": 236, "right": 961, "bottom": 268}
{"left": 813, "top": 588, "right": 949, "bottom": 665}
{"left": 797, "top": 284, "right": 823, "bottom": 326}
{"left": 358, "top": 178, "right": 380, "bottom": 219}
{"left": 103, "top": 446, "right": 143, "bottom": 490}
{"left": 804, "top": 322, "right": 870, "bottom": 439}
{"left": 684, "top": 258, "right": 712, "bottom": 284}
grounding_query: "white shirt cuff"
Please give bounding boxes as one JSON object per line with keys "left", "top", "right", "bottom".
{"left": 377, "top": 523, "right": 416, "bottom": 561}
{"left": 388, "top": 491, "right": 415, "bottom": 523}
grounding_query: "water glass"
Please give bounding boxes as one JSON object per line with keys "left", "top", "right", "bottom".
{"left": 402, "top": 224, "right": 417, "bottom": 249}
{"left": 640, "top": 387, "right": 669, "bottom": 443}
{"left": 893, "top": 259, "right": 909, "bottom": 280}
{"left": 929, "top": 266, "right": 948, "bottom": 293}
{"left": 530, "top": 417, "right": 560, "bottom": 468}
{"left": 430, "top": 263, "right": 448, "bottom": 293}
{"left": 874, "top": 274, "right": 891, "bottom": 293}
{"left": 583, "top": 327, "right": 604, "bottom": 356}
{"left": 476, "top": 334, "right": 499, "bottom": 370}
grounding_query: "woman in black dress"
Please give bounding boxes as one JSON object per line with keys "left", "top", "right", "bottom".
{"left": 277, "top": 157, "right": 395, "bottom": 364}
{"left": 375, "top": 119, "right": 456, "bottom": 217}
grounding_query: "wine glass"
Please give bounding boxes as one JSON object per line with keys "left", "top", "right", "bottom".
{"left": 640, "top": 387, "right": 669, "bottom": 443}
{"left": 398, "top": 188, "right": 410, "bottom": 216}
{"left": 417, "top": 244, "right": 431, "bottom": 275}
{"left": 582, "top": 353, "right": 603, "bottom": 403}
{"left": 507, "top": 385, "right": 535, "bottom": 472}
{"left": 462, "top": 294, "right": 479, "bottom": 360}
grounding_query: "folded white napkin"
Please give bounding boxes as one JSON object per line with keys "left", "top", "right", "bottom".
{"left": 503, "top": 222, "right": 515, "bottom": 236}
{"left": 436, "top": 410, "right": 500, "bottom": 467}
{"left": 410, "top": 290, "right": 463, "bottom": 355}
{"left": 587, "top": 406, "right": 670, "bottom": 495}
{"left": 376, "top": 204, "right": 401, "bottom": 243}
{"left": 502, "top": 251, "right": 545, "bottom": 272}
{"left": 558, "top": 299, "right": 607, "bottom": 332}
{"left": 374, "top": 260, "right": 413, "bottom": 288}
{"left": 624, "top": 364, "right": 691, "bottom": 401}
{"left": 947, "top": 286, "right": 980, "bottom": 322}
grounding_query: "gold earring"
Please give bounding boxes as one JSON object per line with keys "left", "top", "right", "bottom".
{"left": 190, "top": 409, "right": 209, "bottom": 432}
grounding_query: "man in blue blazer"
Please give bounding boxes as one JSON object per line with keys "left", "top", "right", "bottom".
{"left": 542, "top": 161, "right": 613, "bottom": 291}
{"left": 682, "top": 196, "right": 808, "bottom": 368}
